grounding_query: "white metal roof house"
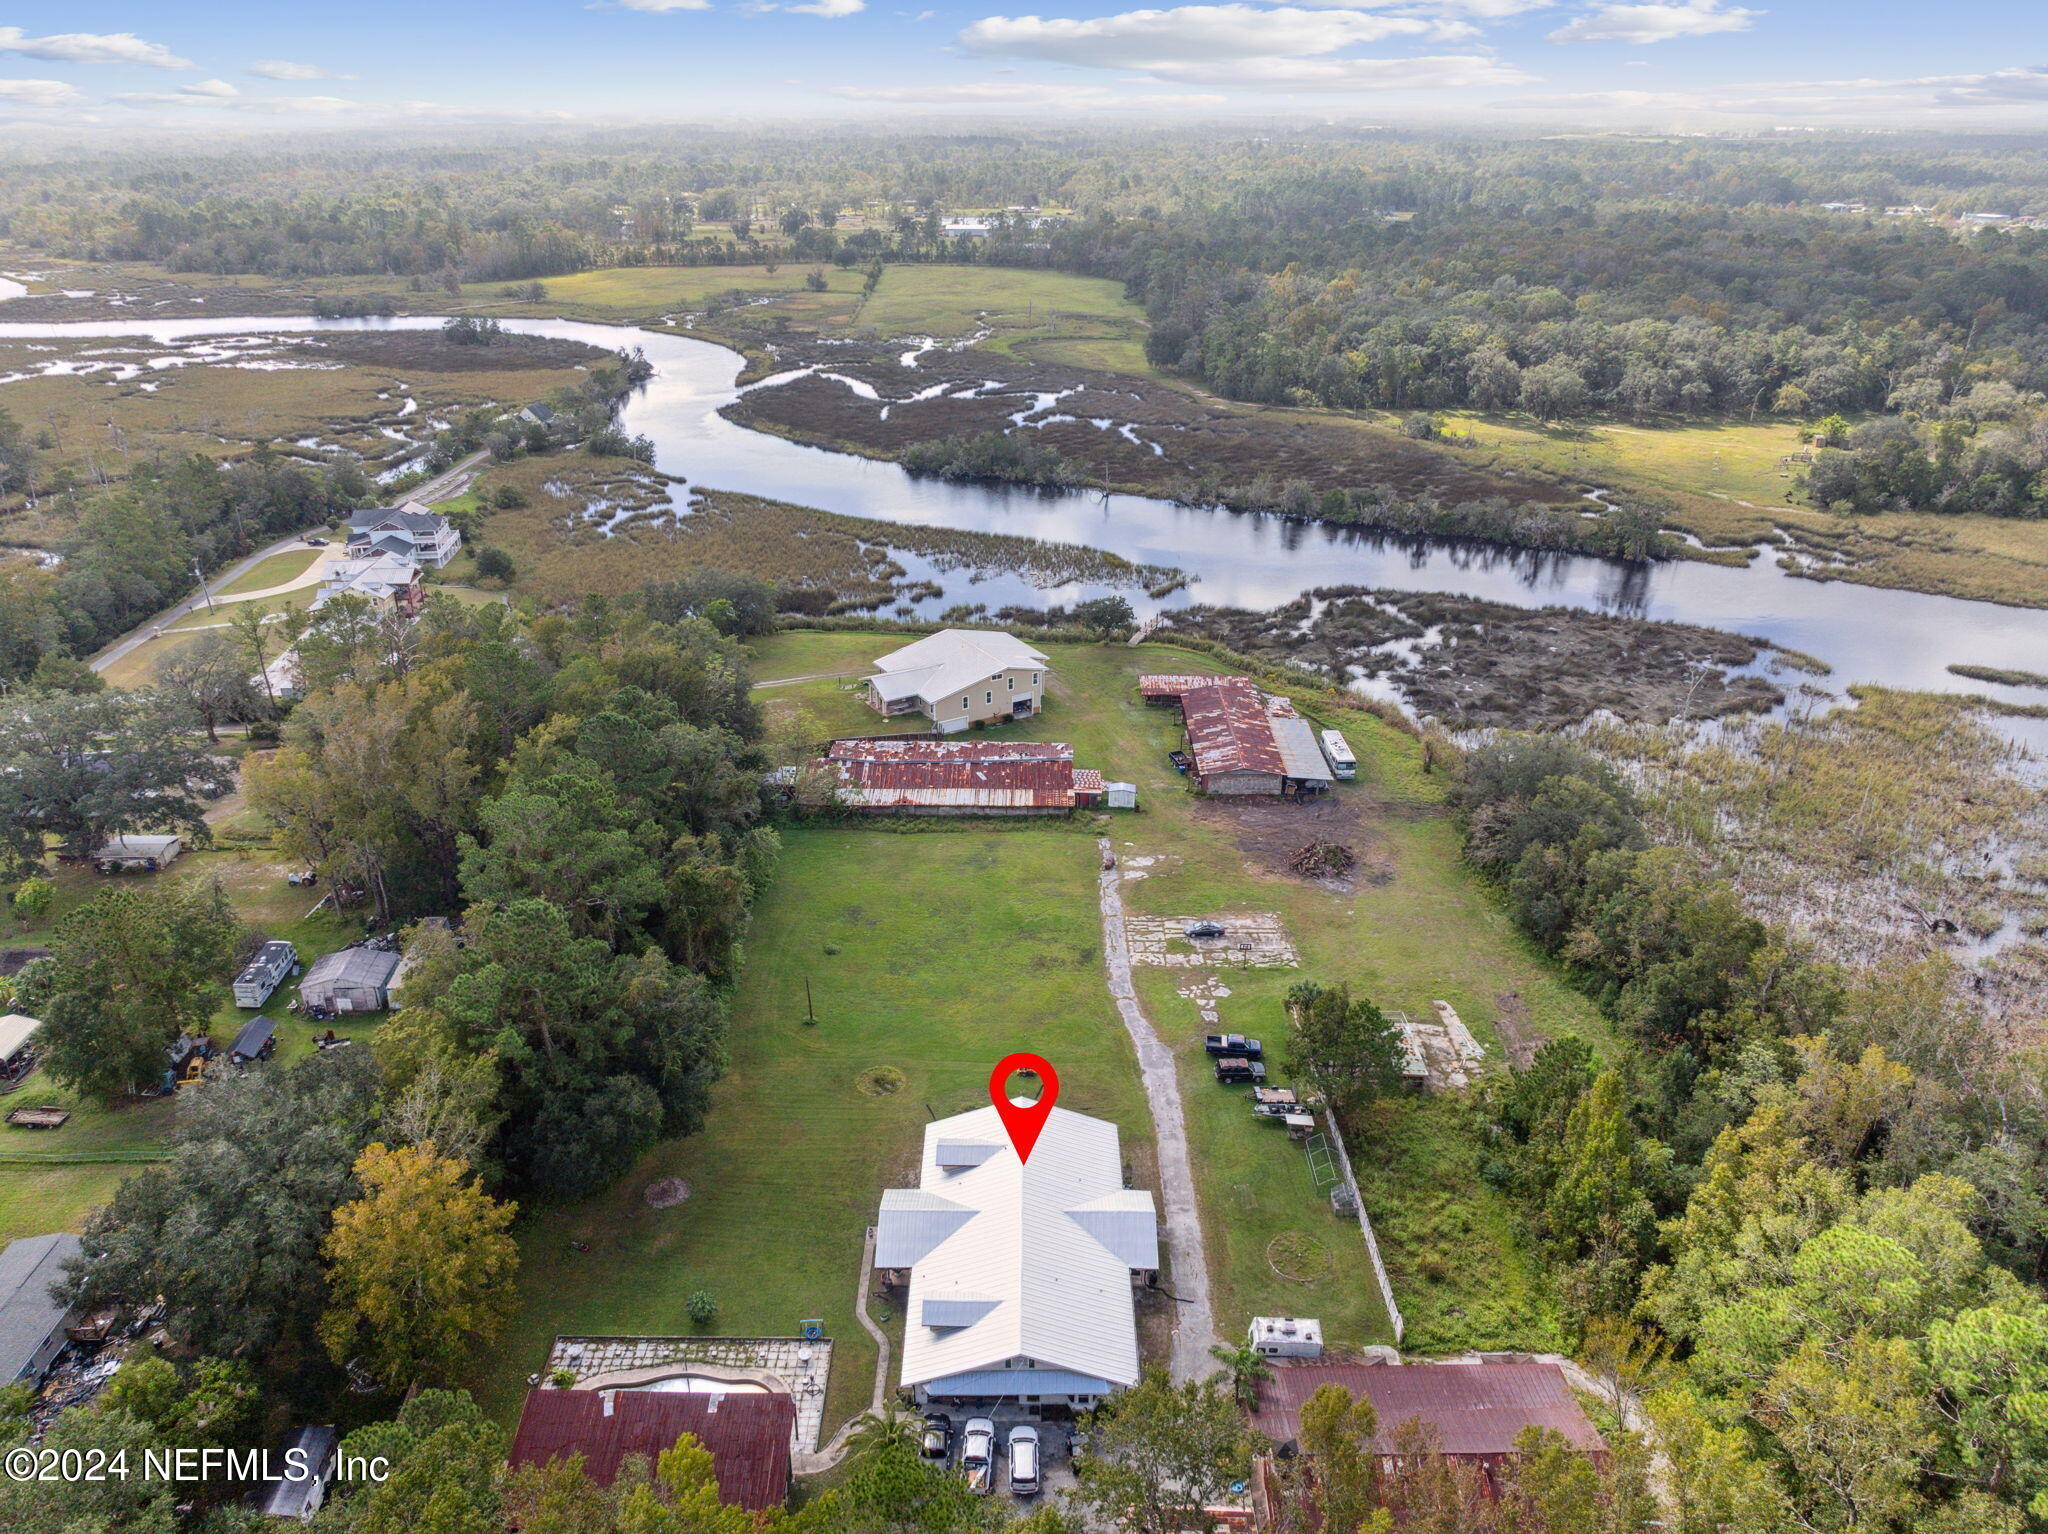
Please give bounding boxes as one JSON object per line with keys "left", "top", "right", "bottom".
{"left": 874, "top": 1102, "right": 1158, "bottom": 1409}
{"left": 864, "top": 630, "right": 1050, "bottom": 733}
{"left": 313, "top": 552, "right": 423, "bottom": 614}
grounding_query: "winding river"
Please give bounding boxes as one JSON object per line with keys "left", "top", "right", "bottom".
{"left": 3, "top": 309, "right": 2047, "bottom": 748}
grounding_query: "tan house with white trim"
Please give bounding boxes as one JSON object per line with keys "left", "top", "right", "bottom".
{"left": 865, "top": 630, "right": 1049, "bottom": 732}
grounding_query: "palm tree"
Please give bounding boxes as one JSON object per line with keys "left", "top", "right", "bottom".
{"left": 1210, "top": 1339, "right": 1273, "bottom": 1413}
{"left": 843, "top": 1401, "right": 920, "bottom": 1462}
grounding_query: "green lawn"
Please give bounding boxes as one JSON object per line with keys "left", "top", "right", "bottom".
{"left": 855, "top": 266, "right": 1139, "bottom": 341}
{"left": 217, "top": 546, "right": 321, "bottom": 596}
{"left": 744, "top": 631, "right": 1608, "bottom": 1358}
{"left": 457, "top": 264, "right": 868, "bottom": 319}
{"left": 474, "top": 825, "right": 1156, "bottom": 1433}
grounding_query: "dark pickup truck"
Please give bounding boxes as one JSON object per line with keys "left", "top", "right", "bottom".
{"left": 1214, "top": 1056, "right": 1266, "bottom": 1084}
{"left": 1203, "top": 1033, "right": 1262, "bottom": 1058}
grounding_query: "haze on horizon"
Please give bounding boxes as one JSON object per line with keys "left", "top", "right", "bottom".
{"left": 0, "top": 1, "right": 2043, "bottom": 137}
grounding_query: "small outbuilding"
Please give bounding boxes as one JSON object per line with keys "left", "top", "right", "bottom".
{"left": 1106, "top": 781, "right": 1140, "bottom": 810}
{"left": 0, "top": 1014, "right": 40, "bottom": 1084}
{"left": 233, "top": 940, "right": 299, "bottom": 1009}
{"left": 254, "top": 1425, "right": 339, "bottom": 1522}
{"left": 510, "top": 1388, "right": 794, "bottom": 1510}
{"left": 94, "top": 834, "right": 182, "bottom": 873}
{"left": 228, "top": 1016, "right": 277, "bottom": 1066}
{"left": 299, "top": 947, "right": 402, "bottom": 1014}
{"left": 0, "top": 1232, "right": 83, "bottom": 1387}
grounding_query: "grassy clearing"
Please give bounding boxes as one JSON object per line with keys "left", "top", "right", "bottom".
{"left": 745, "top": 631, "right": 1608, "bottom": 1357}
{"left": 475, "top": 825, "right": 1155, "bottom": 1432}
{"left": 458, "top": 264, "right": 868, "bottom": 320}
{"left": 855, "top": 267, "right": 1139, "bottom": 342}
{"left": 217, "top": 547, "right": 321, "bottom": 595}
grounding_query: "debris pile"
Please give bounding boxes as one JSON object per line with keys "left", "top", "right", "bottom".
{"left": 1288, "top": 840, "right": 1357, "bottom": 879}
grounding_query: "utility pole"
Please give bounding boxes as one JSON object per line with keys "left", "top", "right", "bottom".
{"left": 193, "top": 560, "right": 215, "bottom": 613}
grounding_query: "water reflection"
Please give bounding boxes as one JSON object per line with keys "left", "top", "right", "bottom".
{"left": 2, "top": 310, "right": 2047, "bottom": 747}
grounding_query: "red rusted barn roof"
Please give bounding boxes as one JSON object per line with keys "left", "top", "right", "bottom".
{"left": 509, "top": 1388, "right": 794, "bottom": 1509}
{"left": 1179, "top": 677, "right": 1286, "bottom": 779}
{"left": 1250, "top": 1361, "right": 1605, "bottom": 1459}
{"left": 826, "top": 737, "right": 1073, "bottom": 764}
{"left": 817, "top": 753, "right": 1077, "bottom": 808}
{"left": 1137, "top": 673, "right": 1226, "bottom": 700}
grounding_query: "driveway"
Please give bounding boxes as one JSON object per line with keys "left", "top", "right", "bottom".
{"left": 89, "top": 532, "right": 323, "bottom": 676}
{"left": 1096, "top": 837, "right": 1219, "bottom": 1384}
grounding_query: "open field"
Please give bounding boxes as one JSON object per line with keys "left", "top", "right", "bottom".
{"left": 1426, "top": 410, "right": 2048, "bottom": 608}
{"left": 743, "top": 631, "right": 1605, "bottom": 1360}
{"left": 475, "top": 825, "right": 1156, "bottom": 1432}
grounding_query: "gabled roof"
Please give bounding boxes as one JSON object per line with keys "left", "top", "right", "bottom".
{"left": 510, "top": 1388, "right": 794, "bottom": 1509}
{"left": 229, "top": 1016, "right": 275, "bottom": 1060}
{"left": 808, "top": 741, "right": 1078, "bottom": 811}
{"left": 347, "top": 503, "right": 447, "bottom": 536}
{"left": 0, "top": 1233, "right": 79, "bottom": 1382}
{"left": 301, "top": 946, "right": 401, "bottom": 993}
{"left": 1180, "top": 676, "right": 1285, "bottom": 778}
{"left": 866, "top": 629, "right": 1049, "bottom": 706}
{"left": 883, "top": 1103, "right": 1156, "bottom": 1392}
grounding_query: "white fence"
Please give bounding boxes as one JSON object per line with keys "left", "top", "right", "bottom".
{"left": 1320, "top": 1108, "right": 1404, "bottom": 1345}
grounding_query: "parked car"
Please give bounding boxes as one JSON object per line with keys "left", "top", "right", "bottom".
{"left": 1203, "top": 1032, "right": 1262, "bottom": 1058}
{"left": 1007, "top": 1426, "right": 1040, "bottom": 1496}
{"left": 304, "top": 537, "right": 328, "bottom": 546}
{"left": 961, "top": 1418, "right": 996, "bottom": 1494}
{"left": 1215, "top": 1056, "right": 1266, "bottom": 1084}
{"left": 1184, "top": 919, "right": 1226, "bottom": 939}
{"left": 919, "top": 1414, "right": 953, "bottom": 1461}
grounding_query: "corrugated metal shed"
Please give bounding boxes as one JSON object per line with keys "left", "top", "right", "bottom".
{"left": 1180, "top": 677, "right": 1286, "bottom": 778}
{"left": 1137, "top": 674, "right": 1223, "bottom": 701}
{"left": 509, "top": 1388, "right": 794, "bottom": 1508}
{"left": 828, "top": 738, "right": 1071, "bottom": 763}
{"left": 229, "top": 1016, "right": 275, "bottom": 1062}
{"left": 1270, "top": 712, "right": 1333, "bottom": 783}
{"left": 1251, "top": 1361, "right": 1606, "bottom": 1458}
{"left": 299, "top": 947, "right": 401, "bottom": 1010}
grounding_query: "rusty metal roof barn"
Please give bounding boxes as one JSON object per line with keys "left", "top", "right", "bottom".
{"left": 1250, "top": 1359, "right": 1606, "bottom": 1460}
{"left": 1137, "top": 673, "right": 1225, "bottom": 701}
{"left": 806, "top": 737, "right": 1083, "bottom": 812}
{"left": 510, "top": 1387, "right": 795, "bottom": 1507}
{"left": 1178, "top": 677, "right": 1287, "bottom": 778}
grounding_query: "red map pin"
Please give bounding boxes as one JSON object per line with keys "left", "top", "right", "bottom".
{"left": 989, "top": 1053, "right": 1059, "bottom": 1164}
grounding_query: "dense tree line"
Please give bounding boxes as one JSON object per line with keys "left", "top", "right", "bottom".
{"left": 1454, "top": 734, "right": 2048, "bottom": 1527}
{"left": 0, "top": 445, "right": 369, "bottom": 683}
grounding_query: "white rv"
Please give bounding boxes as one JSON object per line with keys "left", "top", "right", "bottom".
{"left": 1319, "top": 729, "right": 1358, "bottom": 780}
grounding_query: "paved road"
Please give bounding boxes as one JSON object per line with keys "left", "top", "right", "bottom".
{"left": 89, "top": 531, "right": 320, "bottom": 676}
{"left": 1096, "top": 836, "right": 1218, "bottom": 1384}
{"left": 88, "top": 450, "right": 488, "bottom": 678}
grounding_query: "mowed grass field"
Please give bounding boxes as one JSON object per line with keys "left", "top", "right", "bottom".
{"left": 475, "top": 824, "right": 1156, "bottom": 1432}
{"left": 743, "top": 632, "right": 1604, "bottom": 1359}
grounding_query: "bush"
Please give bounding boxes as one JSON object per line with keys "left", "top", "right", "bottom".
{"left": 472, "top": 547, "right": 516, "bottom": 584}
{"left": 686, "top": 1290, "right": 717, "bottom": 1326}
{"left": 900, "top": 432, "right": 1082, "bottom": 488}
{"left": 491, "top": 485, "right": 529, "bottom": 510}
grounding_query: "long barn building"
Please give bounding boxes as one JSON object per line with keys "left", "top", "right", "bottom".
{"left": 801, "top": 737, "right": 1100, "bottom": 815}
{"left": 1139, "top": 675, "right": 1332, "bottom": 797}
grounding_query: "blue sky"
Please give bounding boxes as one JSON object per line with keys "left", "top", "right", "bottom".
{"left": 0, "top": 4, "right": 2042, "bottom": 128}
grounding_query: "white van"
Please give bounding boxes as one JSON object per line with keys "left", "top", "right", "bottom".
{"left": 1007, "top": 1425, "right": 1040, "bottom": 1496}
{"left": 1319, "top": 728, "right": 1358, "bottom": 780}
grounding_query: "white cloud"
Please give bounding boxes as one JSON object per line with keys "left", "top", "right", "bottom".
{"left": 829, "top": 79, "right": 1218, "bottom": 105}
{"left": 0, "top": 27, "right": 193, "bottom": 70}
{"left": 790, "top": 0, "right": 867, "bottom": 13}
{"left": 179, "top": 79, "right": 239, "bottom": 98}
{"left": 610, "top": 0, "right": 714, "bottom": 10}
{"left": 1927, "top": 65, "right": 2048, "bottom": 105}
{"left": 0, "top": 78, "right": 83, "bottom": 108}
{"left": 248, "top": 59, "right": 356, "bottom": 81}
{"left": 1153, "top": 52, "right": 1534, "bottom": 89}
{"left": 960, "top": 6, "right": 1433, "bottom": 69}
{"left": 113, "top": 91, "right": 359, "bottom": 114}
{"left": 1548, "top": 3, "right": 1758, "bottom": 44}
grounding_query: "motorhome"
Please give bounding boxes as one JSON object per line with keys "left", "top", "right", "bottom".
{"left": 1319, "top": 729, "right": 1358, "bottom": 780}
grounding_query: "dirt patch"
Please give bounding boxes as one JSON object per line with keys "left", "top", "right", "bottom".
{"left": 1126, "top": 912, "right": 1299, "bottom": 969}
{"left": 1163, "top": 587, "right": 1785, "bottom": 731}
{"left": 643, "top": 1177, "right": 692, "bottom": 1209}
{"left": 1492, "top": 990, "right": 1544, "bottom": 1070}
{"left": 723, "top": 340, "right": 1558, "bottom": 512}
{"left": 855, "top": 1065, "right": 906, "bottom": 1097}
{"left": 1268, "top": 1231, "right": 1336, "bottom": 1284}
{"left": 1190, "top": 793, "right": 1394, "bottom": 892}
